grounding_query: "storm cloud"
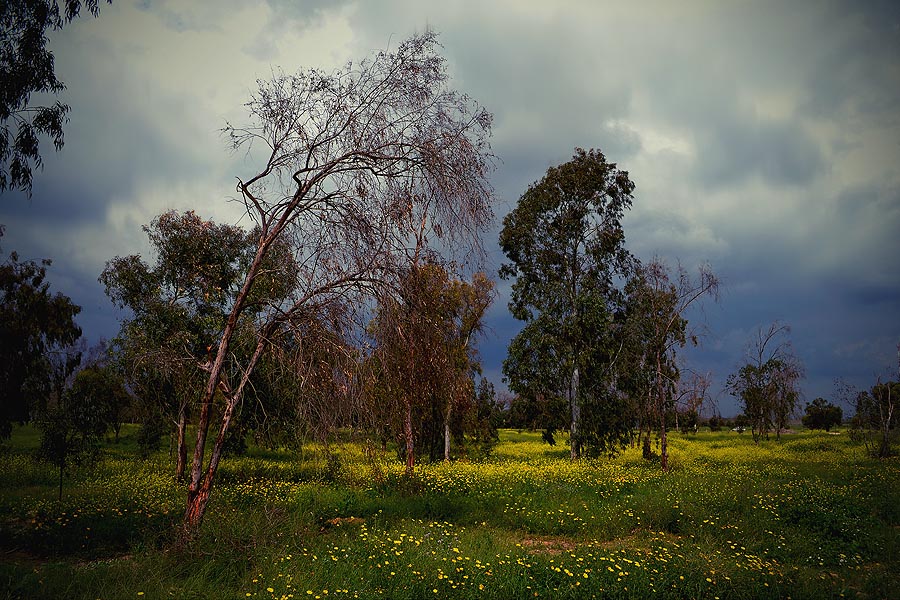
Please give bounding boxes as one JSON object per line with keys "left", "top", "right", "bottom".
{"left": 2, "top": 0, "right": 898, "bottom": 415}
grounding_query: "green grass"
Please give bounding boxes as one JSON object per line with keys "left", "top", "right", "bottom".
{"left": 1, "top": 425, "right": 898, "bottom": 598}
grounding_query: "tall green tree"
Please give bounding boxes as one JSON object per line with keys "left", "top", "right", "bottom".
{"left": 0, "top": 225, "right": 81, "bottom": 438}
{"left": 500, "top": 148, "right": 635, "bottom": 458}
{"left": 1, "top": 0, "right": 109, "bottom": 195}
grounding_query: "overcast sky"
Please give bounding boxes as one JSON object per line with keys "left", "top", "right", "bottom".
{"left": 2, "top": 0, "right": 899, "bottom": 416}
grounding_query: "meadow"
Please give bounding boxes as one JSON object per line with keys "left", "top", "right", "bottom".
{"left": 1, "top": 426, "right": 897, "bottom": 599}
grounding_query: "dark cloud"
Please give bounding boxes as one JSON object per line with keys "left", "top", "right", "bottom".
{"left": 2, "top": 0, "right": 898, "bottom": 417}
{"left": 694, "top": 115, "right": 824, "bottom": 187}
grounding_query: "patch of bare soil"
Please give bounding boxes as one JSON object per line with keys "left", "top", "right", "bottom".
{"left": 520, "top": 537, "right": 576, "bottom": 555}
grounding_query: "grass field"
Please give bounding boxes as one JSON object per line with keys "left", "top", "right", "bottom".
{"left": 1, "top": 426, "right": 898, "bottom": 599}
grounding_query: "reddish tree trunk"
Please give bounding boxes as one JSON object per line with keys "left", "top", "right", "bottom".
{"left": 184, "top": 393, "right": 239, "bottom": 532}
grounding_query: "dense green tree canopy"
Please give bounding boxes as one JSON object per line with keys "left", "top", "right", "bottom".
{"left": 0, "top": 226, "right": 81, "bottom": 438}
{"left": 499, "top": 148, "right": 635, "bottom": 458}
{"left": 100, "top": 210, "right": 253, "bottom": 478}
{"left": 801, "top": 397, "right": 842, "bottom": 431}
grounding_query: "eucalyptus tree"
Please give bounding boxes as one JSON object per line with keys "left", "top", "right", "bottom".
{"left": 100, "top": 210, "right": 250, "bottom": 480}
{"left": 368, "top": 263, "right": 493, "bottom": 472}
{"left": 623, "top": 259, "right": 718, "bottom": 470}
{"left": 1, "top": 0, "right": 109, "bottom": 195}
{"left": 853, "top": 379, "right": 898, "bottom": 458}
{"left": 181, "top": 32, "right": 494, "bottom": 535}
{"left": 500, "top": 148, "right": 634, "bottom": 458}
{"left": 727, "top": 322, "right": 804, "bottom": 442}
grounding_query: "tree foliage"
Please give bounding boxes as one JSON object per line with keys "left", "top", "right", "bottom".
{"left": 1, "top": 0, "right": 109, "bottom": 195}
{"left": 622, "top": 259, "right": 718, "bottom": 469}
{"left": 100, "top": 210, "right": 251, "bottom": 479}
{"left": 801, "top": 397, "right": 842, "bottom": 432}
{"left": 500, "top": 148, "right": 635, "bottom": 458}
{"left": 0, "top": 225, "right": 81, "bottom": 438}
{"left": 180, "top": 31, "right": 495, "bottom": 535}
{"left": 852, "top": 380, "right": 898, "bottom": 458}
{"left": 727, "top": 322, "right": 804, "bottom": 442}
{"left": 36, "top": 363, "right": 124, "bottom": 500}
{"left": 367, "top": 262, "right": 493, "bottom": 471}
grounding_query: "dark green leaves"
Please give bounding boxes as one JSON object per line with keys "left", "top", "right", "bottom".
{"left": 499, "top": 148, "right": 636, "bottom": 456}
{"left": 1, "top": 1, "right": 109, "bottom": 196}
{"left": 0, "top": 227, "right": 82, "bottom": 438}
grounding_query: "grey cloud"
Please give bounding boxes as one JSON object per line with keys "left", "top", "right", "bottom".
{"left": 136, "top": 0, "right": 224, "bottom": 32}
{"left": 802, "top": 1, "right": 900, "bottom": 119}
{"left": 694, "top": 115, "right": 825, "bottom": 187}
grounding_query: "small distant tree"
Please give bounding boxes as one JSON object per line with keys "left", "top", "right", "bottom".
{"left": 727, "top": 322, "right": 804, "bottom": 442}
{"left": 853, "top": 380, "right": 898, "bottom": 458}
{"left": 706, "top": 414, "right": 724, "bottom": 432}
{"left": 36, "top": 366, "right": 118, "bottom": 500}
{"left": 801, "top": 397, "right": 842, "bottom": 432}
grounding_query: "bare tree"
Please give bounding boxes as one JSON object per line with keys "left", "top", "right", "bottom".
{"left": 182, "top": 32, "right": 495, "bottom": 537}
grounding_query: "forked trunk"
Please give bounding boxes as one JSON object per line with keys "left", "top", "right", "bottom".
{"left": 183, "top": 394, "right": 238, "bottom": 533}
{"left": 182, "top": 241, "right": 269, "bottom": 539}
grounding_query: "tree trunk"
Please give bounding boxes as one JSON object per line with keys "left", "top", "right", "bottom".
{"left": 444, "top": 419, "right": 450, "bottom": 461}
{"left": 183, "top": 318, "right": 269, "bottom": 540}
{"left": 657, "top": 351, "right": 669, "bottom": 471}
{"left": 404, "top": 399, "right": 415, "bottom": 475}
{"left": 182, "top": 242, "right": 272, "bottom": 539}
{"left": 175, "top": 406, "right": 187, "bottom": 481}
{"left": 184, "top": 394, "right": 239, "bottom": 533}
{"left": 58, "top": 463, "right": 63, "bottom": 502}
{"left": 570, "top": 366, "right": 580, "bottom": 459}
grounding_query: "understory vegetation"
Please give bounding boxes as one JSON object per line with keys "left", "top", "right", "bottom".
{"left": 1, "top": 426, "right": 898, "bottom": 599}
